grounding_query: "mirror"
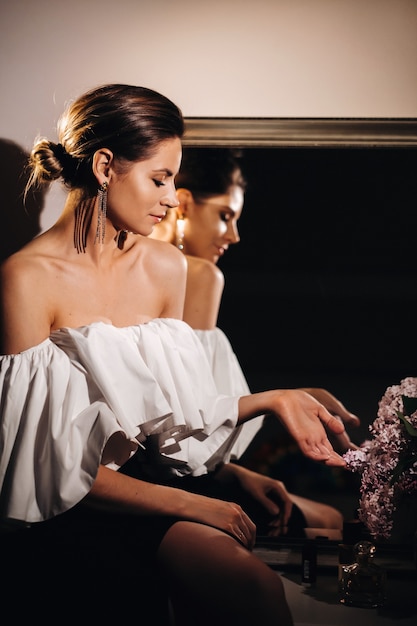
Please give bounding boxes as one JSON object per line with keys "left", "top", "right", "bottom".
{"left": 183, "top": 119, "right": 417, "bottom": 546}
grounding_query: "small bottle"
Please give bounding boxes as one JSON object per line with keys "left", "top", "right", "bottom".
{"left": 338, "top": 519, "right": 363, "bottom": 585}
{"left": 301, "top": 539, "right": 317, "bottom": 587}
{"left": 339, "top": 540, "right": 386, "bottom": 608}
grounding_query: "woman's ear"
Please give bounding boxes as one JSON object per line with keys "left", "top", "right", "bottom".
{"left": 176, "top": 188, "right": 194, "bottom": 219}
{"left": 92, "top": 148, "right": 114, "bottom": 185}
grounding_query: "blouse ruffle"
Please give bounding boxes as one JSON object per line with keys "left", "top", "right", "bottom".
{"left": 194, "top": 327, "right": 264, "bottom": 460}
{"left": 0, "top": 319, "right": 239, "bottom": 524}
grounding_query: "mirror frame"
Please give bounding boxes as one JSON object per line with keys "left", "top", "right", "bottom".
{"left": 183, "top": 118, "right": 417, "bottom": 147}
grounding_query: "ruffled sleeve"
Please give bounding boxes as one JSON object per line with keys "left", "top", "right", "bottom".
{"left": 194, "top": 327, "right": 264, "bottom": 461}
{"left": 0, "top": 339, "right": 122, "bottom": 523}
{"left": 0, "top": 320, "right": 240, "bottom": 524}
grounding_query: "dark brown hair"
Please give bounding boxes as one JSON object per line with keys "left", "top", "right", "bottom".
{"left": 175, "top": 148, "right": 246, "bottom": 201}
{"left": 27, "top": 84, "right": 184, "bottom": 192}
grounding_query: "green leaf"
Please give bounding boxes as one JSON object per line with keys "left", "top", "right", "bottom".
{"left": 390, "top": 452, "right": 417, "bottom": 485}
{"left": 396, "top": 410, "right": 417, "bottom": 438}
{"left": 402, "top": 395, "right": 417, "bottom": 419}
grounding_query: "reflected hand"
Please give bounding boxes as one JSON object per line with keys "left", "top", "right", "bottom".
{"left": 269, "top": 389, "right": 348, "bottom": 466}
{"left": 217, "top": 464, "right": 293, "bottom": 535}
{"left": 301, "top": 387, "right": 360, "bottom": 451}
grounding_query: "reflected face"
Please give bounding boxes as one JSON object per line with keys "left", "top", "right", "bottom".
{"left": 107, "top": 137, "right": 182, "bottom": 236}
{"left": 183, "top": 184, "right": 244, "bottom": 264}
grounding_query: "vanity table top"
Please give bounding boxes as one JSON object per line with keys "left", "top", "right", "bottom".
{"left": 254, "top": 537, "right": 416, "bottom": 626}
{"left": 280, "top": 573, "right": 416, "bottom": 626}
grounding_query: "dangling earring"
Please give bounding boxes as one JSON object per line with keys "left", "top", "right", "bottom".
{"left": 95, "top": 181, "right": 108, "bottom": 245}
{"left": 116, "top": 229, "right": 128, "bottom": 250}
{"left": 176, "top": 215, "right": 185, "bottom": 251}
{"left": 74, "top": 196, "right": 94, "bottom": 254}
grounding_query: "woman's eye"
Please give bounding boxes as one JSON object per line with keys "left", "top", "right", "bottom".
{"left": 221, "top": 212, "right": 231, "bottom": 222}
{"left": 153, "top": 179, "right": 165, "bottom": 187}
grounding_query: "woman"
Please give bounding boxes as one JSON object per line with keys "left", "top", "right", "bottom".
{"left": 0, "top": 84, "right": 348, "bottom": 625}
{"left": 151, "top": 147, "right": 360, "bottom": 535}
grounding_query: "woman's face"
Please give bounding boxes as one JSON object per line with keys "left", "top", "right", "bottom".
{"left": 106, "top": 137, "right": 182, "bottom": 236}
{"left": 183, "top": 183, "right": 244, "bottom": 264}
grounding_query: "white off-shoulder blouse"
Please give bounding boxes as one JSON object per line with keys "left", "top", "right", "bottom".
{"left": 194, "top": 327, "right": 264, "bottom": 460}
{"left": 0, "top": 319, "right": 241, "bottom": 524}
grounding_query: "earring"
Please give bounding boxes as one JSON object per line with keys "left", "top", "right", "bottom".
{"left": 74, "top": 196, "right": 95, "bottom": 254}
{"left": 95, "top": 181, "right": 108, "bottom": 245}
{"left": 176, "top": 215, "right": 185, "bottom": 251}
{"left": 116, "top": 229, "right": 128, "bottom": 250}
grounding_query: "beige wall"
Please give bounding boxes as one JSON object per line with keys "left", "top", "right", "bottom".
{"left": 1, "top": 0, "right": 416, "bottom": 226}
{"left": 2, "top": 0, "right": 417, "bottom": 143}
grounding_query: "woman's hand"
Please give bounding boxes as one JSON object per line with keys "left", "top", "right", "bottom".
{"left": 274, "top": 389, "right": 349, "bottom": 465}
{"left": 238, "top": 389, "right": 348, "bottom": 466}
{"left": 300, "top": 387, "right": 360, "bottom": 451}
{"left": 186, "top": 492, "right": 257, "bottom": 549}
{"left": 216, "top": 463, "right": 293, "bottom": 535}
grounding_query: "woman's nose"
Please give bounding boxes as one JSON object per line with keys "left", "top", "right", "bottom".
{"left": 162, "top": 187, "right": 180, "bottom": 208}
{"left": 227, "top": 223, "right": 240, "bottom": 244}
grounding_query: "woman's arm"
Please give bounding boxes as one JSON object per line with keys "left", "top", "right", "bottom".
{"left": 85, "top": 465, "right": 257, "bottom": 548}
{"left": 215, "top": 462, "right": 343, "bottom": 537}
{"left": 215, "top": 462, "right": 294, "bottom": 528}
{"left": 237, "top": 388, "right": 347, "bottom": 466}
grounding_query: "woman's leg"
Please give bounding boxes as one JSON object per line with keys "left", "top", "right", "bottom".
{"left": 157, "top": 520, "right": 294, "bottom": 626}
{"left": 291, "top": 494, "right": 343, "bottom": 530}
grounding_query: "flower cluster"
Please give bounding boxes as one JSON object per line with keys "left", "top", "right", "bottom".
{"left": 343, "top": 377, "right": 417, "bottom": 540}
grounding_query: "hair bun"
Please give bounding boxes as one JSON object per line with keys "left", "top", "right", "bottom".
{"left": 52, "top": 142, "right": 77, "bottom": 180}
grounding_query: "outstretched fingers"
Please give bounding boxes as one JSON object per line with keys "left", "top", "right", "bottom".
{"left": 297, "top": 434, "right": 346, "bottom": 466}
{"left": 278, "top": 390, "right": 347, "bottom": 465}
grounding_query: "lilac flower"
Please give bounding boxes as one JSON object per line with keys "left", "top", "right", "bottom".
{"left": 343, "top": 377, "right": 417, "bottom": 540}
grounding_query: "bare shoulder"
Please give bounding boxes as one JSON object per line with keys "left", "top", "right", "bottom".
{"left": 1, "top": 239, "right": 55, "bottom": 353}
{"left": 143, "top": 236, "right": 188, "bottom": 277}
{"left": 186, "top": 256, "right": 224, "bottom": 289}
{"left": 140, "top": 237, "right": 188, "bottom": 315}
{"left": 182, "top": 257, "right": 224, "bottom": 330}
{"left": 1, "top": 244, "right": 43, "bottom": 290}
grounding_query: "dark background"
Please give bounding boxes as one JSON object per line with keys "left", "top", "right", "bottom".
{"left": 216, "top": 147, "right": 417, "bottom": 517}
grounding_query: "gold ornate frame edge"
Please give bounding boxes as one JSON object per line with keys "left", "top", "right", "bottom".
{"left": 182, "top": 118, "right": 417, "bottom": 147}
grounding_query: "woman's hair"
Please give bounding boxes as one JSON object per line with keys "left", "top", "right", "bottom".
{"left": 175, "top": 148, "right": 246, "bottom": 201}
{"left": 27, "top": 84, "right": 184, "bottom": 192}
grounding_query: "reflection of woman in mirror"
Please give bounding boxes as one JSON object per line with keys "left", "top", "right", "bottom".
{"left": 151, "top": 147, "right": 361, "bottom": 536}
